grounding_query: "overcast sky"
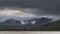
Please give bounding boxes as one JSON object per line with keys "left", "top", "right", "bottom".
{"left": 0, "top": 0, "right": 59, "bottom": 21}
{"left": 0, "top": 0, "right": 59, "bottom": 16}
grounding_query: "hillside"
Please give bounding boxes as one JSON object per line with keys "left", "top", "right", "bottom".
{"left": 0, "top": 17, "right": 52, "bottom": 31}
{"left": 0, "top": 17, "right": 59, "bottom": 31}
{"left": 38, "top": 20, "right": 60, "bottom": 31}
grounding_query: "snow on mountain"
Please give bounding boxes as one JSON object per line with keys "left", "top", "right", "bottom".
{"left": 0, "top": 17, "right": 53, "bottom": 28}
{"left": 0, "top": 8, "right": 59, "bottom": 28}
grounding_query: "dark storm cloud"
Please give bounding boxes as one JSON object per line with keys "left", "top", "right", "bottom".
{"left": 30, "top": 9, "right": 60, "bottom": 16}
{"left": 43, "top": 10, "right": 60, "bottom": 15}
{"left": 0, "top": 0, "right": 60, "bottom": 16}
{"left": 21, "top": 8, "right": 60, "bottom": 16}
{"left": 0, "top": 0, "right": 59, "bottom": 22}
{"left": 0, "top": 0, "right": 60, "bottom": 9}
{"left": 37, "top": 9, "right": 60, "bottom": 15}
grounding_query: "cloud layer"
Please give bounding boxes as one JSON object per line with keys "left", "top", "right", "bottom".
{"left": 0, "top": 0, "right": 59, "bottom": 22}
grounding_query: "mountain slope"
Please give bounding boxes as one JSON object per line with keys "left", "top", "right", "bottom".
{"left": 0, "top": 17, "right": 52, "bottom": 31}
{"left": 38, "top": 20, "right": 60, "bottom": 31}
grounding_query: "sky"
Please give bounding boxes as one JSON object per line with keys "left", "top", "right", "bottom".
{"left": 0, "top": 0, "right": 59, "bottom": 16}
{"left": 0, "top": 0, "right": 60, "bottom": 22}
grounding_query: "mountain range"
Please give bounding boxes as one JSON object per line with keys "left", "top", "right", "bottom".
{"left": 0, "top": 17, "right": 53, "bottom": 31}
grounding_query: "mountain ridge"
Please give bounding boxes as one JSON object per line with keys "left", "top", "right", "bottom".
{"left": 0, "top": 17, "right": 52, "bottom": 29}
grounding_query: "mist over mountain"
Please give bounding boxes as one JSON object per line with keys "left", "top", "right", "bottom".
{"left": 0, "top": 0, "right": 59, "bottom": 18}
{"left": 0, "top": 0, "right": 59, "bottom": 31}
{"left": 0, "top": 17, "right": 53, "bottom": 29}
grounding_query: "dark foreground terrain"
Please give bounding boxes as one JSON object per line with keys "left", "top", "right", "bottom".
{"left": 40, "top": 20, "right": 60, "bottom": 31}
{"left": 0, "top": 20, "right": 60, "bottom": 31}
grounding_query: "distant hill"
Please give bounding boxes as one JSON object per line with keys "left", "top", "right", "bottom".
{"left": 36, "top": 20, "right": 60, "bottom": 31}
{"left": 0, "top": 17, "right": 52, "bottom": 31}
